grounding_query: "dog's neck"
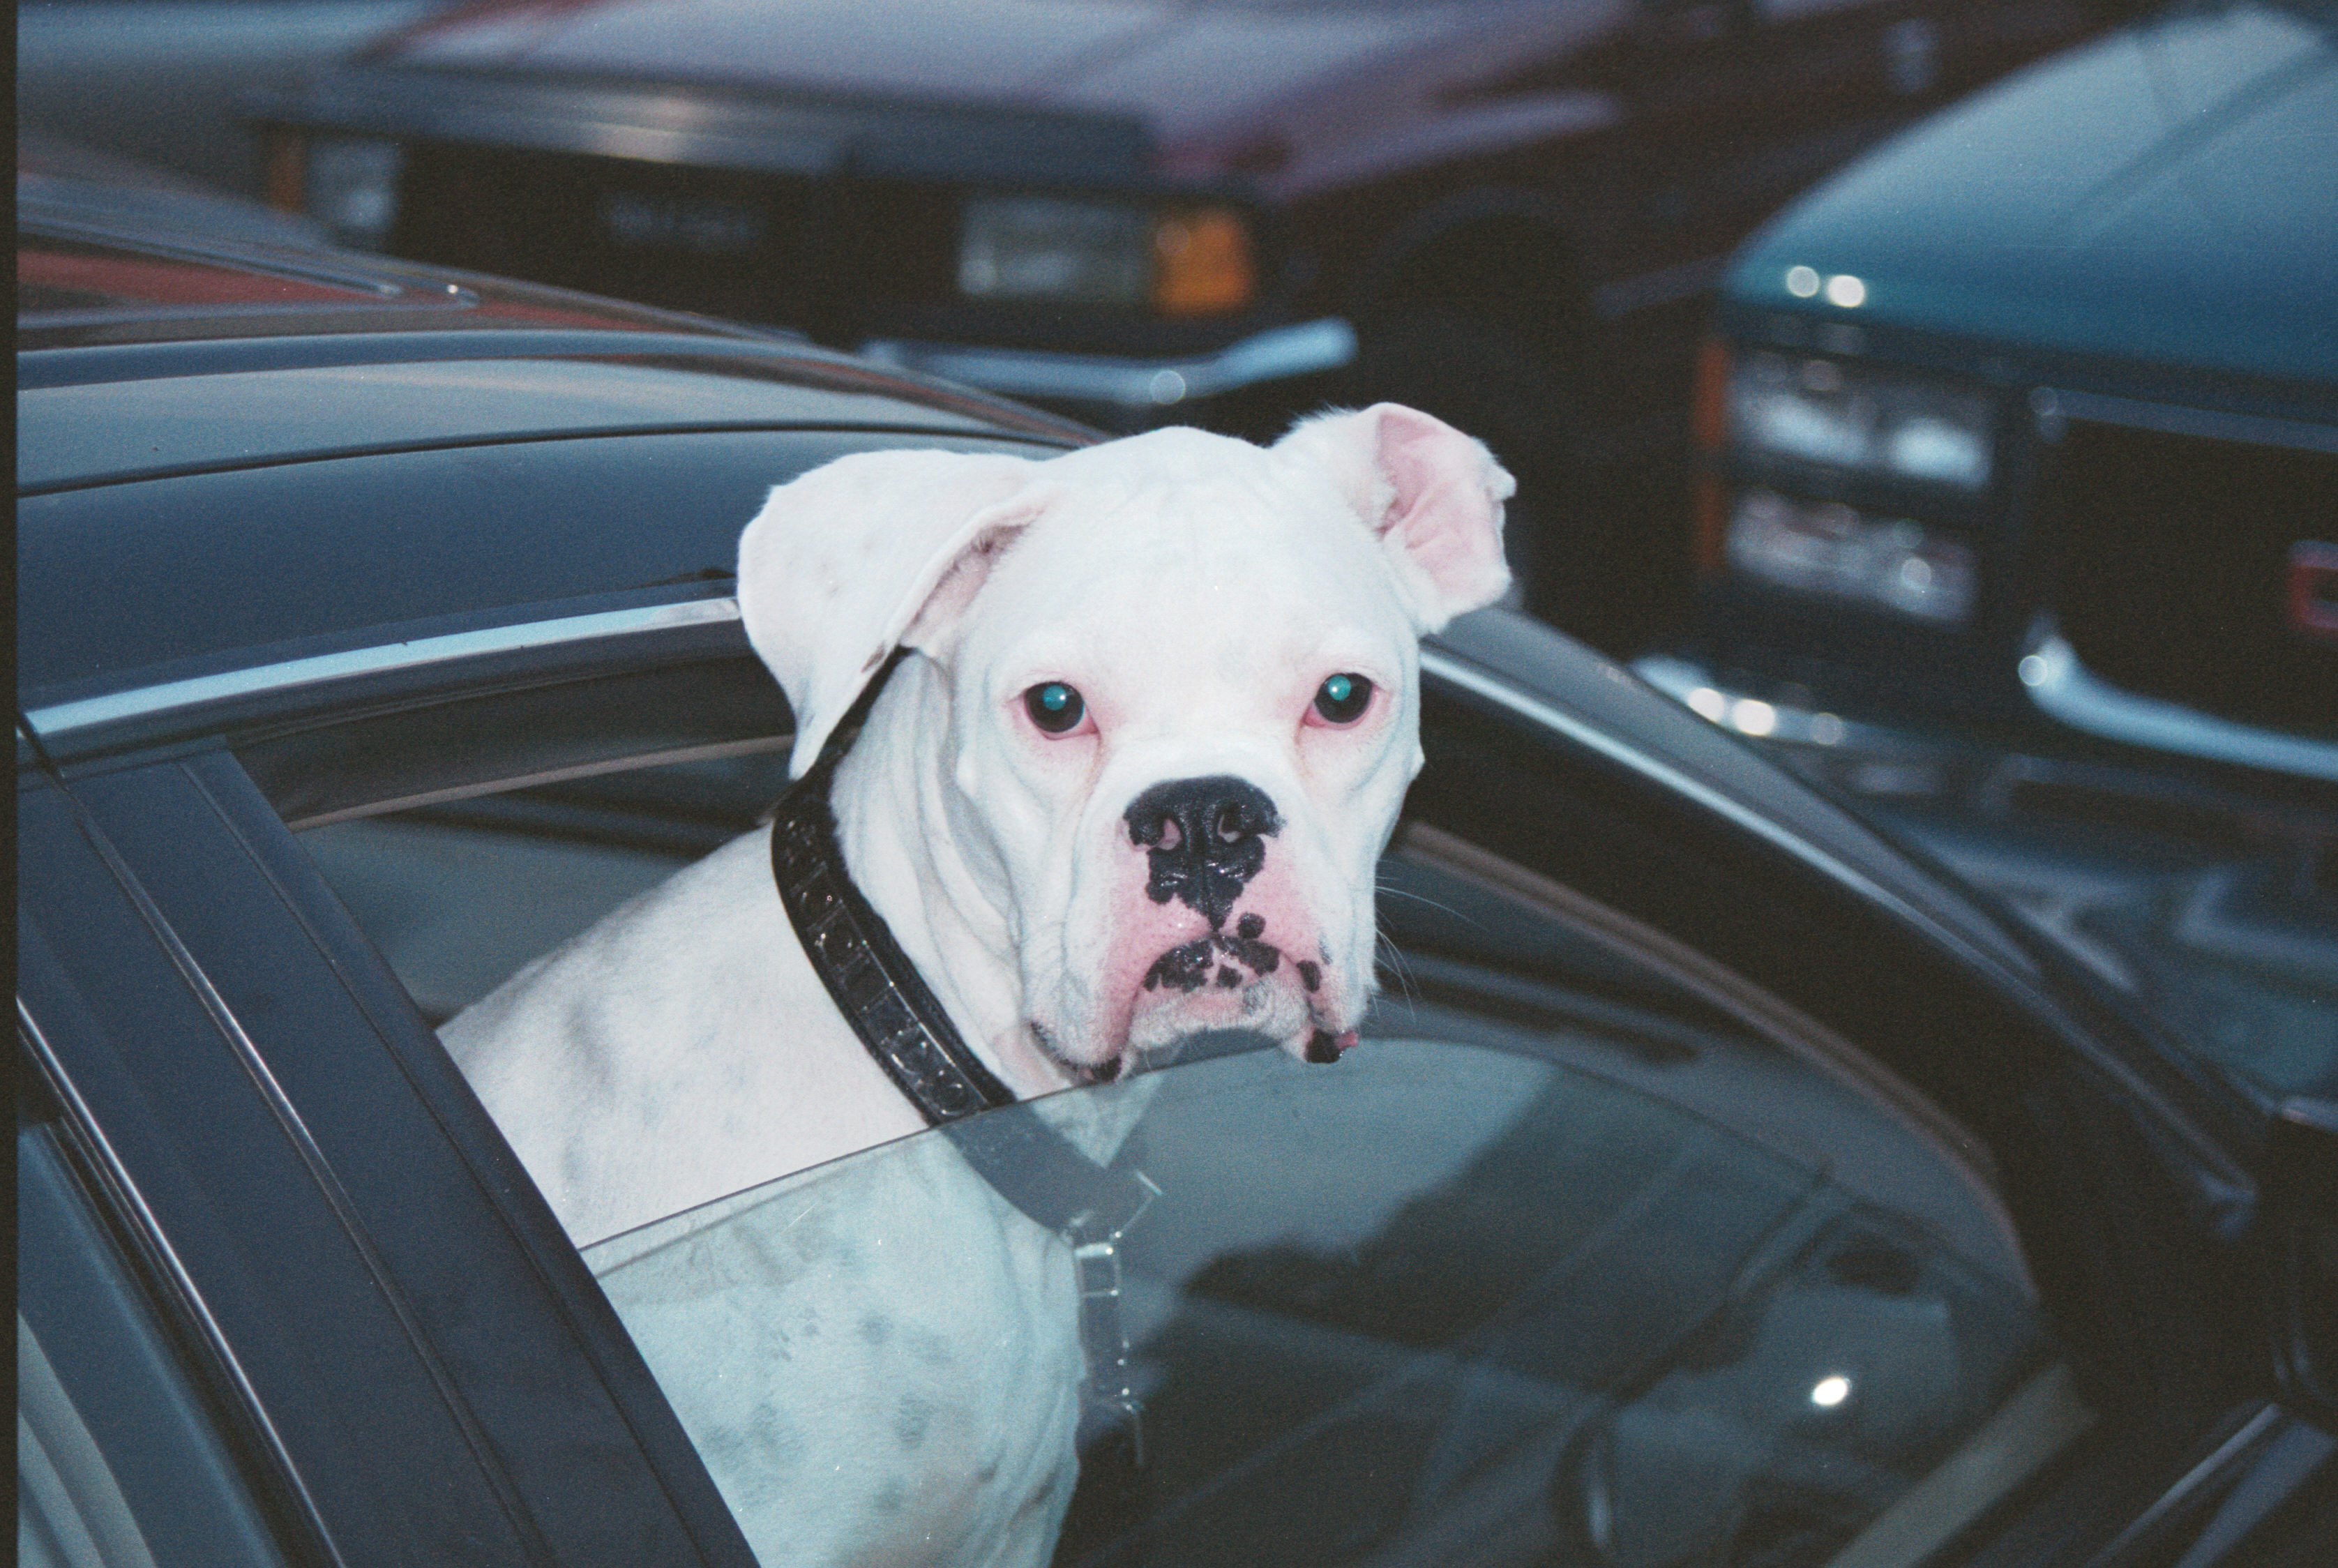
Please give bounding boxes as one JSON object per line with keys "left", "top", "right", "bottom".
{"left": 830, "top": 658, "right": 1073, "bottom": 1099}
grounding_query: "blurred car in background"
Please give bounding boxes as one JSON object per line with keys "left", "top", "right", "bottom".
{"left": 20, "top": 191, "right": 2337, "bottom": 1566}
{"left": 1640, "top": 0, "right": 2335, "bottom": 1109}
{"left": 241, "top": 0, "right": 2118, "bottom": 649}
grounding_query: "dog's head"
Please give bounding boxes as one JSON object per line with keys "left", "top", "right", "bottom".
{"left": 739, "top": 405, "right": 1511, "bottom": 1082}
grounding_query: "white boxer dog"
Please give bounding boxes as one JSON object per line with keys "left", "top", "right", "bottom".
{"left": 441, "top": 403, "right": 1511, "bottom": 1567}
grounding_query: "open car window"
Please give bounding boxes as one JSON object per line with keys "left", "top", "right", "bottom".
{"left": 289, "top": 737, "right": 2092, "bottom": 1568}
{"left": 298, "top": 745, "right": 797, "bottom": 1026}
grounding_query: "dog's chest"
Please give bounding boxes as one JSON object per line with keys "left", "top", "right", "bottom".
{"left": 588, "top": 1133, "right": 1085, "bottom": 1566}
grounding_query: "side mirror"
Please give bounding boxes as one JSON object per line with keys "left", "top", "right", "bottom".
{"left": 2263, "top": 1098, "right": 2338, "bottom": 1420}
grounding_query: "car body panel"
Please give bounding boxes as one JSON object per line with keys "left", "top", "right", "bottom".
{"left": 17, "top": 352, "right": 1024, "bottom": 492}
{"left": 255, "top": 60, "right": 1158, "bottom": 185}
{"left": 20, "top": 774, "right": 573, "bottom": 1567}
{"left": 361, "top": 0, "right": 1581, "bottom": 167}
{"left": 20, "top": 754, "right": 762, "bottom": 1567}
{"left": 1728, "top": 2, "right": 2338, "bottom": 386}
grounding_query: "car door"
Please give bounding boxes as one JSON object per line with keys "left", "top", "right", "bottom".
{"left": 21, "top": 544, "right": 2316, "bottom": 1565}
{"left": 45, "top": 591, "right": 2309, "bottom": 1568}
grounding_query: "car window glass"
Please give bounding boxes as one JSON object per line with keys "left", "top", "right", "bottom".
{"left": 17, "top": 1091, "right": 293, "bottom": 1568}
{"left": 299, "top": 746, "right": 794, "bottom": 1024}
{"left": 294, "top": 759, "right": 2089, "bottom": 1567}
{"left": 575, "top": 827, "right": 2090, "bottom": 1568}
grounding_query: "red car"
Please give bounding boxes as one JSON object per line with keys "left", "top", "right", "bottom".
{"left": 248, "top": 0, "right": 2115, "bottom": 648}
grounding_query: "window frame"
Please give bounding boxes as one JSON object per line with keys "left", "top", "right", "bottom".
{"left": 16, "top": 1092, "right": 300, "bottom": 1568}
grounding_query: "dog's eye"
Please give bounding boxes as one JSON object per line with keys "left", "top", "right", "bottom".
{"left": 1312, "top": 672, "right": 1373, "bottom": 725}
{"left": 1025, "top": 681, "right": 1087, "bottom": 734}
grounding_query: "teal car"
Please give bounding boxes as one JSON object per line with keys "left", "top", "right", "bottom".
{"left": 1637, "top": 0, "right": 2335, "bottom": 1133}
{"left": 1646, "top": 0, "right": 2335, "bottom": 789}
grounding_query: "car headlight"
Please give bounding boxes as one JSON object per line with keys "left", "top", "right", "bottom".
{"left": 958, "top": 196, "right": 1255, "bottom": 317}
{"left": 1730, "top": 352, "right": 1992, "bottom": 491}
{"left": 1726, "top": 488, "right": 1977, "bottom": 625}
{"left": 303, "top": 137, "right": 405, "bottom": 250}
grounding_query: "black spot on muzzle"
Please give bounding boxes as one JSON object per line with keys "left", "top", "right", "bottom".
{"left": 1142, "top": 926, "right": 1285, "bottom": 995}
{"left": 1124, "top": 776, "right": 1281, "bottom": 930}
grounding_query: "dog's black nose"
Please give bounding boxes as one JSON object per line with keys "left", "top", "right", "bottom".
{"left": 1125, "top": 776, "right": 1281, "bottom": 929}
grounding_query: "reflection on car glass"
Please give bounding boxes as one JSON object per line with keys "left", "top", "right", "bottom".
{"left": 294, "top": 751, "right": 2083, "bottom": 1565}
{"left": 299, "top": 748, "right": 796, "bottom": 1023}
{"left": 2074, "top": 871, "right": 2338, "bottom": 1103}
{"left": 589, "top": 1027, "right": 2083, "bottom": 1568}
{"left": 576, "top": 857, "right": 2079, "bottom": 1568}
{"left": 1378, "top": 849, "right": 1757, "bottom": 1059}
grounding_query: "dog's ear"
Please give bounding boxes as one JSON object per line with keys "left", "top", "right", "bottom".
{"left": 738, "top": 448, "right": 1040, "bottom": 775}
{"left": 1275, "top": 403, "right": 1514, "bottom": 631}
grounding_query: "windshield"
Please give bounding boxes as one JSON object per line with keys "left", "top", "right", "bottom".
{"left": 583, "top": 829, "right": 2090, "bottom": 1567}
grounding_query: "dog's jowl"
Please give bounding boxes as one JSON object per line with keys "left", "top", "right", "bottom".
{"left": 439, "top": 403, "right": 1512, "bottom": 1566}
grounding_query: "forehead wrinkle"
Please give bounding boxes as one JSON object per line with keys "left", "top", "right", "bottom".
{"left": 959, "top": 456, "right": 1405, "bottom": 695}
{"left": 996, "top": 474, "right": 1274, "bottom": 610}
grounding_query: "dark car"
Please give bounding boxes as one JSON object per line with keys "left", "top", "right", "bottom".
{"left": 17, "top": 202, "right": 2336, "bottom": 1568}
{"left": 1635, "top": 0, "right": 2335, "bottom": 1113}
{"left": 239, "top": 0, "right": 2118, "bottom": 649}
{"left": 1651, "top": 0, "right": 2335, "bottom": 769}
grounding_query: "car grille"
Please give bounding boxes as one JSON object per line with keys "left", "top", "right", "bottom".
{"left": 2046, "top": 416, "right": 2338, "bottom": 737}
{"left": 391, "top": 142, "right": 958, "bottom": 338}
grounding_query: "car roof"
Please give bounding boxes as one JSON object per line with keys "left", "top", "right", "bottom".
{"left": 13, "top": 212, "right": 1093, "bottom": 485}
{"left": 18, "top": 201, "right": 784, "bottom": 350}
{"left": 18, "top": 212, "right": 1092, "bottom": 457}
{"left": 18, "top": 319, "right": 1079, "bottom": 492}
{"left": 16, "top": 213, "right": 1092, "bottom": 708}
